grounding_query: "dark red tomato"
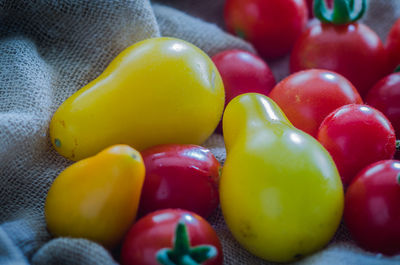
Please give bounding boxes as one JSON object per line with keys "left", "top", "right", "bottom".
{"left": 139, "top": 144, "right": 220, "bottom": 218}
{"left": 344, "top": 160, "right": 400, "bottom": 255}
{"left": 121, "top": 209, "right": 223, "bottom": 265}
{"left": 290, "top": 22, "right": 388, "bottom": 97}
{"left": 317, "top": 104, "right": 396, "bottom": 185}
{"left": 224, "top": 0, "right": 308, "bottom": 59}
{"left": 366, "top": 72, "right": 400, "bottom": 139}
{"left": 386, "top": 18, "right": 400, "bottom": 72}
{"left": 212, "top": 49, "right": 276, "bottom": 133}
{"left": 269, "top": 69, "right": 362, "bottom": 137}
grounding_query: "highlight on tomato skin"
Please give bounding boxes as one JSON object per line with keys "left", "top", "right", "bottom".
{"left": 317, "top": 104, "right": 396, "bottom": 186}
{"left": 344, "top": 160, "right": 400, "bottom": 256}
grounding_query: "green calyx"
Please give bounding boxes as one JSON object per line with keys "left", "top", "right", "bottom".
{"left": 396, "top": 140, "right": 400, "bottom": 151}
{"left": 314, "top": 0, "right": 367, "bottom": 25}
{"left": 156, "top": 220, "right": 218, "bottom": 265}
{"left": 394, "top": 65, "right": 400, "bottom": 73}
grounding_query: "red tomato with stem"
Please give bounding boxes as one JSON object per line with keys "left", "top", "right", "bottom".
{"left": 386, "top": 18, "right": 400, "bottom": 72}
{"left": 121, "top": 209, "right": 223, "bottom": 265}
{"left": 317, "top": 104, "right": 396, "bottom": 185}
{"left": 139, "top": 144, "right": 220, "bottom": 218}
{"left": 291, "top": 0, "right": 388, "bottom": 97}
{"left": 224, "top": 0, "right": 308, "bottom": 59}
{"left": 211, "top": 49, "right": 276, "bottom": 133}
{"left": 269, "top": 69, "right": 362, "bottom": 137}
{"left": 344, "top": 160, "right": 400, "bottom": 255}
{"left": 366, "top": 72, "right": 400, "bottom": 139}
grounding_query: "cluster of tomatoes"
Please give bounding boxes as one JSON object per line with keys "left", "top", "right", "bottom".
{"left": 42, "top": 0, "right": 400, "bottom": 264}
{"left": 45, "top": 143, "right": 224, "bottom": 265}
{"left": 220, "top": 0, "right": 400, "bottom": 258}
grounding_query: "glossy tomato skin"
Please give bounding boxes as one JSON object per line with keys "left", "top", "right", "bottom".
{"left": 344, "top": 160, "right": 400, "bottom": 255}
{"left": 50, "top": 37, "right": 224, "bottom": 161}
{"left": 212, "top": 49, "right": 276, "bottom": 133}
{"left": 386, "top": 18, "right": 400, "bottom": 72}
{"left": 121, "top": 209, "right": 223, "bottom": 265}
{"left": 317, "top": 104, "right": 396, "bottom": 186}
{"left": 290, "top": 22, "right": 388, "bottom": 97}
{"left": 212, "top": 50, "right": 276, "bottom": 106}
{"left": 221, "top": 94, "right": 343, "bottom": 262}
{"left": 224, "top": 0, "right": 308, "bottom": 59}
{"left": 45, "top": 145, "right": 145, "bottom": 249}
{"left": 366, "top": 73, "right": 400, "bottom": 139}
{"left": 139, "top": 144, "right": 220, "bottom": 218}
{"left": 269, "top": 69, "right": 362, "bottom": 137}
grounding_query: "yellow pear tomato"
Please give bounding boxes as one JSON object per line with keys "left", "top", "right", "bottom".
{"left": 45, "top": 144, "right": 145, "bottom": 248}
{"left": 50, "top": 37, "right": 224, "bottom": 161}
{"left": 220, "top": 93, "right": 344, "bottom": 262}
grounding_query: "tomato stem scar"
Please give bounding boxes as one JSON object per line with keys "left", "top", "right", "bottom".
{"left": 235, "top": 28, "right": 246, "bottom": 39}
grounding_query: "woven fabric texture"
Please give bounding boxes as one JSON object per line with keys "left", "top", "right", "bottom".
{"left": 0, "top": 0, "right": 399, "bottom": 264}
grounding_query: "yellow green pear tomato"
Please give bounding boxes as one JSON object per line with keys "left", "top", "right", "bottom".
{"left": 50, "top": 37, "right": 224, "bottom": 161}
{"left": 45, "top": 144, "right": 145, "bottom": 249}
{"left": 220, "top": 93, "right": 343, "bottom": 262}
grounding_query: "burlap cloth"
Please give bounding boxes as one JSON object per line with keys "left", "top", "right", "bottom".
{"left": 0, "top": 0, "right": 400, "bottom": 264}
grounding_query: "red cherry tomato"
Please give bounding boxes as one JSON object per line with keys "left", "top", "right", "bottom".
{"left": 269, "top": 69, "right": 362, "bottom": 137}
{"left": 139, "top": 144, "right": 220, "bottom": 218}
{"left": 344, "top": 160, "right": 400, "bottom": 255}
{"left": 212, "top": 50, "right": 276, "bottom": 106}
{"left": 121, "top": 209, "right": 223, "bottom": 265}
{"left": 290, "top": 2, "right": 388, "bottom": 97}
{"left": 211, "top": 49, "right": 276, "bottom": 133}
{"left": 317, "top": 104, "right": 396, "bottom": 185}
{"left": 224, "top": 0, "right": 308, "bottom": 59}
{"left": 366, "top": 72, "right": 400, "bottom": 139}
{"left": 386, "top": 18, "right": 400, "bottom": 72}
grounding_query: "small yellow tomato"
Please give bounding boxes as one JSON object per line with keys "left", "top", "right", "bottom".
{"left": 45, "top": 144, "right": 145, "bottom": 248}
{"left": 50, "top": 37, "right": 224, "bottom": 161}
{"left": 220, "top": 93, "right": 343, "bottom": 262}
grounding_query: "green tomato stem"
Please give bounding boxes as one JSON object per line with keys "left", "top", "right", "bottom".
{"left": 348, "top": 0, "right": 355, "bottom": 11}
{"left": 394, "top": 65, "right": 400, "bottom": 73}
{"left": 156, "top": 220, "right": 217, "bottom": 265}
{"left": 314, "top": 0, "right": 367, "bottom": 25}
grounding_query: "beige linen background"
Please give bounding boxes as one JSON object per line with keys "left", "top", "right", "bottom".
{"left": 0, "top": 0, "right": 399, "bottom": 264}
